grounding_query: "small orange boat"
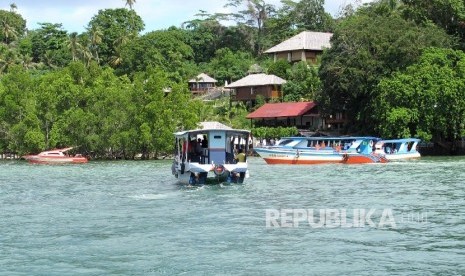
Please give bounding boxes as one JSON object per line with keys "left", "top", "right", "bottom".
{"left": 23, "top": 147, "right": 88, "bottom": 164}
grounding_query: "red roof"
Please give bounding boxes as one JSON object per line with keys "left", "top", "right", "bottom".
{"left": 246, "top": 102, "right": 317, "bottom": 119}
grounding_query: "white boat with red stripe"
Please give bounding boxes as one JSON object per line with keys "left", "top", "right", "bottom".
{"left": 23, "top": 147, "right": 88, "bottom": 164}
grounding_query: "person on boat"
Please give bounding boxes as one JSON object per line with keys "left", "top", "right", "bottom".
{"left": 189, "top": 138, "right": 197, "bottom": 153}
{"left": 201, "top": 135, "right": 208, "bottom": 148}
{"left": 182, "top": 139, "right": 188, "bottom": 157}
{"left": 196, "top": 138, "right": 203, "bottom": 154}
{"left": 235, "top": 148, "right": 246, "bottom": 163}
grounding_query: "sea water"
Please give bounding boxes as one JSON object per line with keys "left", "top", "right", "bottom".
{"left": 1, "top": 157, "right": 464, "bottom": 275}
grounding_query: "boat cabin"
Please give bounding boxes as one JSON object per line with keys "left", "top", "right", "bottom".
{"left": 369, "top": 138, "right": 421, "bottom": 161}
{"left": 172, "top": 122, "right": 251, "bottom": 185}
{"left": 174, "top": 124, "right": 250, "bottom": 166}
{"left": 276, "top": 136, "right": 380, "bottom": 154}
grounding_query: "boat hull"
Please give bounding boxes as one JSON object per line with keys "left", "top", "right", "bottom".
{"left": 383, "top": 152, "right": 421, "bottom": 160}
{"left": 25, "top": 156, "right": 88, "bottom": 164}
{"left": 172, "top": 162, "right": 248, "bottom": 185}
{"left": 255, "top": 148, "right": 386, "bottom": 165}
{"left": 263, "top": 157, "right": 341, "bottom": 164}
{"left": 342, "top": 154, "right": 388, "bottom": 164}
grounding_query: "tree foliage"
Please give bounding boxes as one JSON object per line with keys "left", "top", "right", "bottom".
{"left": 119, "top": 28, "right": 195, "bottom": 80}
{"left": 251, "top": 126, "right": 298, "bottom": 139}
{"left": 87, "top": 8, "right": 144, "bottom": 66}
{"left": 0, "top": 9, "right": 26, "bottom": 44}
{"left": 224, "top": 0, "right": 276, "bottom": 54}
{"left": 318, "top": 2, "right": 454, "bottom": 133}
{"left": 183, "top": 18, "right": 226, "bottom": 64}
{"left": 0, "top": 63, "right": 199, "bottom": 157}
{"left": 401, "top": 0, "right": 465, "bottom": 47}
{"left": 207, "top": 48, "right": 255, "bottom": 84}
{"left": 374, "top": 47, "right": 465, "bottom": 142}
{"left": 282, "top": 61, "right": 321, "bottom": 102}
{"left": 290, "top": 0, "right": 335, "bottom": 32}
{"left": 30, "top": 23, "right": 70, "bottom": 67}
{"left": 266, "top": 59, "right": 291, "bottom": 79}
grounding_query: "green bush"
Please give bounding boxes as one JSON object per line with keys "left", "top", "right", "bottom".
{"left": 251, "top": 126, "right": 298, "bottom": 139}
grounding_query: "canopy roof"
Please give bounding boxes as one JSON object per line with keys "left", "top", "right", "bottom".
{"left": 43, "top": 147, "right": 74, "bottom": 153}
{"left": 198, "top": 121, "right": 232, "bottom": 130}
{"left": 281, "top": 136, "right": 380, "bottom": 141}
{"left": 264, "top": 31, "right": 333, "bottom": 53}
{"left": 225, "top": 73, "right": 286, "bottom": 88}
{"left": 188, "top": 73, "right": 217, "bottom": 83}
{"left": 379, "top": 138, "right": 421, "bottom": 143}
{"left": 174, "top": 121, "right": 249, "bottom": 136}
{"left": 246, "top": 102, "right": 317, "bottom": 119}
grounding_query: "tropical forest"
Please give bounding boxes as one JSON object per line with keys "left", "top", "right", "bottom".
{"left": 1, "top": 0, "right": 465, "bottom": 158}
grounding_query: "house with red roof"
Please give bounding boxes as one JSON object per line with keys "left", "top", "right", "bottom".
{"left": 246, "top": 101, "right": 325, "bottom": 129}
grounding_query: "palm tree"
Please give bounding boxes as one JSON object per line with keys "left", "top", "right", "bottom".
{"left": 114, "top": 34, "right": 129, "bottom": 49}
{"left": 108, "top": 34, "right": 129, "bottom": 67}
{"left": 0, "top": 50, "right": 18, "bottom": 74}
{"left": 109, "top": 46, "right": 123, "bottom": 68}
{"left": 20, "top": 54, "right": 35, "bottom": 70}
{"left": 1, "top": 20, "right": 18, "bottom": 44}
{"left": 10, "top": 3, "right": 17, "bottom": 13}
{"left": 88, "top": 25, "right": 103, "bottom": 64}
{"left": 67, "top": 32, "right": 82, "bottom": 61}
{"left": 43, "top": 50, "right": 58, "bottom": 69}
{"left": 81, "top": 47, "right": 93, "bottom": 67}
{"left": 387, "top": 0, "right": 397, "bottom": 11}
{"left": 123, "top": 0, "right": 136, "bottom": 10}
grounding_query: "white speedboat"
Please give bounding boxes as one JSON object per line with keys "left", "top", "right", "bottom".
{"left": 373, "top": 138, "right": 421, "bottom": 160}
{"left": 23, "top": 147, "right": 88, "bottom": 164}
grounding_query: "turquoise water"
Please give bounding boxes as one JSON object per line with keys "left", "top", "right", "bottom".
{"left": 1, "top": 157, "right": 465, "bottom": 275}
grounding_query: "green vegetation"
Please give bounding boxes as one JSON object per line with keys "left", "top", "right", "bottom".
{"left": 0, "top": 63, "right": 199, "bottom": 158}
{"left": 374, "top": 48, "right": 465, "bottom": 142}
{"left": 317, "top": 2, "right": 454, "bottom": 134}
{"left": 283, "top": 62, "right": 321, "bottom": 102}
{"left": 2, "top": 0, "right": 465, "bottom": 157}
{"left": 252, "top": 126, "right": 299, "bottom": 139}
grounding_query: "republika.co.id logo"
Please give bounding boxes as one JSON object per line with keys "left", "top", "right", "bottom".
{"left": 265, "top": 208, "right": 428, "bottom": 229}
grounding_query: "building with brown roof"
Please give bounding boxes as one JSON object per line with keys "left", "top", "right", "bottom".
{"left": 264, "top": 31, "right": 333, "bottom": 64}
{"left": 188, "top": 73, "right": 218, "bottom": 94}
{"left": 225, "top": 73, "right": 286, "bottom": 104}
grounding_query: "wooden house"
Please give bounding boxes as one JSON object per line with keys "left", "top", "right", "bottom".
{"left": 225, "top": 73, "right": 286, "bottom": 104}
{"left": 264, "top": 31, "right": 333, "bottom": 64}
{"left": 188, "top": 73, "right": 217, "bottom": 94}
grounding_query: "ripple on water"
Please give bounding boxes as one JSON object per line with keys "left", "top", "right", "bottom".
{"left": 0, "top": 157, "right": 464, "bottom": 275}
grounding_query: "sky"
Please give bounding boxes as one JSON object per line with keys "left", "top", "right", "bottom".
{"left": 2, "top": 0, "right": 374, "bottom": 33}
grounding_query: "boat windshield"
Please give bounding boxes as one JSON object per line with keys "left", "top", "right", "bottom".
{"left": 277, "top": 139, "right": 294, "bottom": 146}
